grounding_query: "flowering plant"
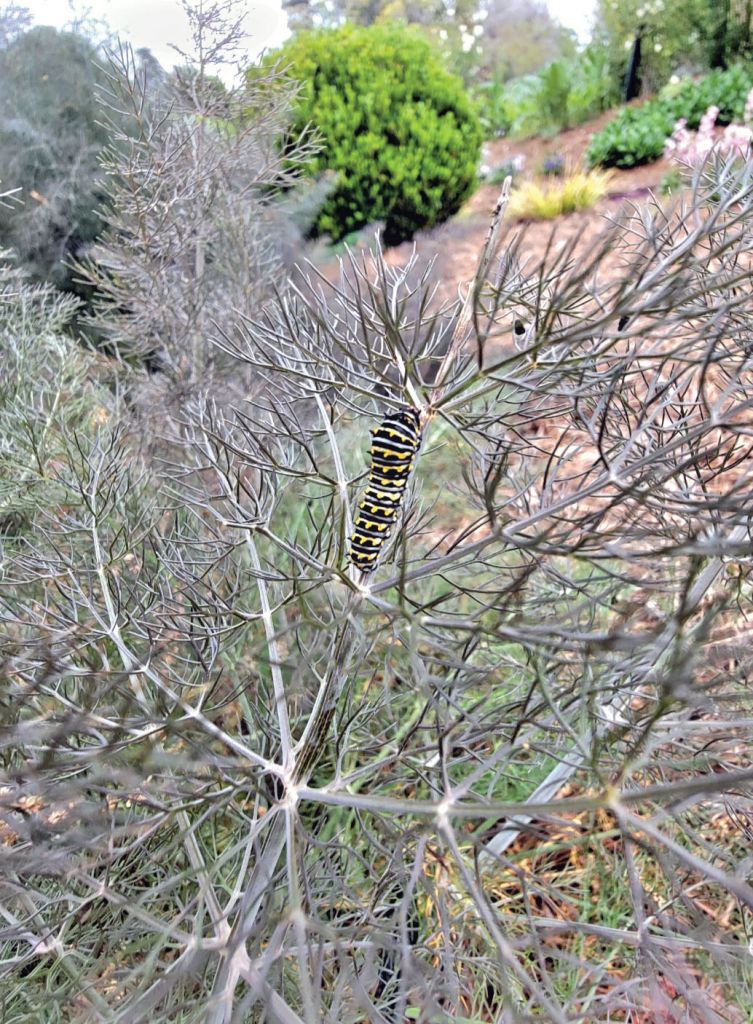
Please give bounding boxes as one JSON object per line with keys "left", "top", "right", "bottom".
{"left": 541, "top": 153, "right": 565, "bottom": 176}
{"left": 664, "top": 90, "right": 753, "bottom": 166}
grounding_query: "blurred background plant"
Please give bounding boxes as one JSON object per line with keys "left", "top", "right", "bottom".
{"left": 594, "top": 0, "right": 753, "bottom": 97}
{"left": 506, "top": 166, "right": 613, "bottom": 218}
{"left": 475, "top": 45, "right": 619, "bottom": 139}
{"left": 664, "top": 91, "right": 753, "bottom": 166}
{"left": 587, "top": 64, "right": 753, "bottom": 167}
{"left": 283, "top": 0, "right": 575, "bottom": 87}
{"left": 658, "top": 165, "right": 682, "bottom": 194}
{"left": 0, "top": 23, "right": 113, "bottom": 294}
{"left": 540, "top": 152, "right": 565, "bottom": 176}
{"left": 480, "top": 153, "right": 526, "bottom": 185}
{"left": 267, "top": 22, "right": 482, "bottom": 245}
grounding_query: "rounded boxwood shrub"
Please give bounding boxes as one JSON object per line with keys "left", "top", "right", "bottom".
{"left": 267, "top": 23, "right": 482, "bottom": 245}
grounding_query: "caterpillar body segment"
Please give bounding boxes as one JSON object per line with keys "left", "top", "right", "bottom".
{"left": 349, "top": 407, "right": 422, "bottom": 574}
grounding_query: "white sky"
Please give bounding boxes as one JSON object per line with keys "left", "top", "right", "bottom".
{"left": 21, "top": 0, "right": 596, "bottom": 71}
{"left": 22, "top": 0, "right": 289, "bottom": 71}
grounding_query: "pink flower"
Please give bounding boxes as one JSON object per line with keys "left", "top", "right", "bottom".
{"left": 664, "top": 118, "right": 692, "bottom": 161}
{"left": 664, "top": 105, "right": 752, "bottom": 168}
{"left": 699, "top": 106, "right": 719, "bottom": 136}
{"left": 722, "top": 123, "right": 752, "bottom": 160}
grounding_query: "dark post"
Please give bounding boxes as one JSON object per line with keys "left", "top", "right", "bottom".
{"left": 624, "top": 24, "right": 644, "bottom": 102}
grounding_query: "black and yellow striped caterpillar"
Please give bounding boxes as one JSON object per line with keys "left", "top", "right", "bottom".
{"left": 348, "top": 407, "right": 422, "bottom": 573}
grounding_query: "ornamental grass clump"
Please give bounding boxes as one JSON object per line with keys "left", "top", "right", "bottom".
{"left": 507, "top": 168, "right": 613, "bottom": 220}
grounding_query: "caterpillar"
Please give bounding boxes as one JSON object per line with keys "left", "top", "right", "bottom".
{"left": 348, "top": 407, "right": 422, "bottom": 574}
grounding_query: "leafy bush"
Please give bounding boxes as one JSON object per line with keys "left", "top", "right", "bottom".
{"left": 537, "top": 58, "right": 572, "bottom": 130}
{"left": 267, "top": 23, "right": 482, "bottom": 245}
{"left": 566, "top": 43, "right": 619, "bottom": 125}
{"left": 586, "top": 104, "right": 675, "bottom": 168}
{"left": 475, "top": 74, "right": 514, "bottom": 137}
{"left": 587, "top": 63, "right": 753, "bottom": 168}
{"left": 476, "top": 71, "right": 541, "bottom": 137}
{"left": 507, "top": 168, "right": 613, "bottom": 219}
{"left": 660, "top": 64, "right": 753, "bottom": 126}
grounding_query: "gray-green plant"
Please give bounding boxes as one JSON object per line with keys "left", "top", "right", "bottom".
{"left": 3, "top": 155, "right": 753, "bottom": 1020}
{"left": 0, "top": 24, "right": 111, "bottom": 291}
{"left": 76, "top": 6, "right": 318, "bottom": 388}
{"left": 0, "top": 249, "right": 111, "bottom": 538}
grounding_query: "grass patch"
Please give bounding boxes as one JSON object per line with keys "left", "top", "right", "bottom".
{"left": 507, "top": 169, "right": 613, "bottom": 221}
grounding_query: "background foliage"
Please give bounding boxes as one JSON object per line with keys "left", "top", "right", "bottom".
{"left": 283, "top": 0, "right": 574, "bottom": 86}
{"left": 0, "top": 25, "right": 111, "bottom": 292}
{"left": 478, "top": 45, "right": 619, "bottom": 138}
{"left": 587, "top": 63, "right": 753, "bottom": 167}
{"left": 594, "top": 0, "right": 753, "bottom": 94}
{"left": 269, "top": 23, "right": 482, "bottom": 244}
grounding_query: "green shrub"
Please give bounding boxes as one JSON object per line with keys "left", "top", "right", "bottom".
{"left": 586, "top": 104, "right": 675, "bottom": 168}
{"left": 266, "top": 24, "right": 482, "bottom": 245}
{"left": 587, "top": 64, "right": 753, "bottom": 169}
{"left": 476, "top": 72, "right": 542, "bottom": 138}
{"left": 537, "top": 59, "right": 572, "bottom": 131}
{"left": 566, "top": 44, "right": 619, "bottom": 126}
{"left": 681, "top": 64, "right": 753, "bottom": 125}
{"left": 475, "top": 75, "right": 514, "bottom": 138}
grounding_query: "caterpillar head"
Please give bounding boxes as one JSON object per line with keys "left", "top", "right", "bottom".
{"left": 397, "top": 406, "right": 421, "bottom": 430}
